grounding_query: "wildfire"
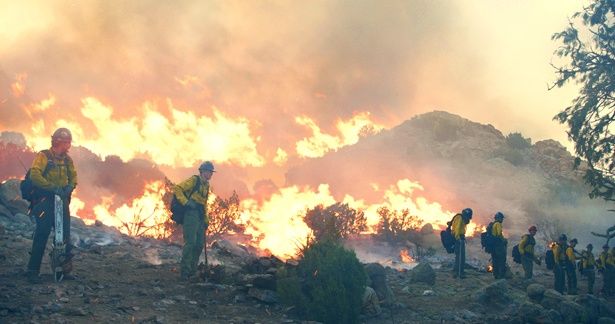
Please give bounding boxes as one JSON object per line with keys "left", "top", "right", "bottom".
{"left": 91, "top": 181, "right": 170, "bottom": 238}
{"left": 68, "top": 176, "right": 483, "bottom": 261}
{"left": 487, "top": 263, "right": 493, "bottom": 272}
{"left": 399, "top": 249, "right": 414, "bottom": 263}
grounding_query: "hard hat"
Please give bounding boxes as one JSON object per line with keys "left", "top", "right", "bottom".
{"left": 52, "top": 128, "right": 72, "bottom": 141}
{"left": 494, "top": 212, "right": 504, "bottom": 220}
{"left": 198, "top": 161, "right": 215, "bottom": 173}
{"left": 461, "top": 208, "right": 473, "bottom": 219}
{"left": 528, "top": 225, "right": 537, "bottom": 232}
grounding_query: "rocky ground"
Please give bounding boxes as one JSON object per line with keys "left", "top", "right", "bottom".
{"left": 1, "top": 179, "right": 615, "bottom": 324}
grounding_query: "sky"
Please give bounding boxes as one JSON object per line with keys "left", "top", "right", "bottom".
{"left": 0, "top": 0, "right": 586, "bottom": 183}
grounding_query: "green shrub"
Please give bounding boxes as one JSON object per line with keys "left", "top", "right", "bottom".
{"left": 304, "top": 203, "right": 367, "bottom": 242}
{"left": 277, "top": 240, "right": 367, "bottom": 324}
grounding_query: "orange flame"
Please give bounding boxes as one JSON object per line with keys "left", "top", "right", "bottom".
{"left": 399, "top": 249, "right": 414, "bottom": 263}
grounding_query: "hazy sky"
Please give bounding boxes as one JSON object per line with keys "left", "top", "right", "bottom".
{"left": 0, "top": 0, "right": 585, "bottom": 169}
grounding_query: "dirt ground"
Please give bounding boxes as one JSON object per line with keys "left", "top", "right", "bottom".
{"left": 1, "top": 217, "right": 614, "bottom": 324}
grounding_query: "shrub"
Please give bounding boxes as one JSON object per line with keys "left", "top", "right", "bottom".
{"left": 207, "top": 191, "right": 245, "bottom": 240}
{"left": 304, "top": 203, "right": 367, "bottom": 242}
{"left": 277, "top": 240, "right": 367, "bottom": 324}
{"left": 506, "top": 132, "right": 532, "bottom": 150}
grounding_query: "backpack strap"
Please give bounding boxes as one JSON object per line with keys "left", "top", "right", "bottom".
{"left": 40, "top": 150, "right": 54, "bottom": 178}
{"left": 185, "top": 175, "right": 201, "bottom": 200}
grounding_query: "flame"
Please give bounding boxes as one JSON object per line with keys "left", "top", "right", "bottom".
{"left": 487, "top": 264, "right": 493, "bottom": 272}
{"left": 92, "top": 181, "right": 170, "bottom": 238}
{"left": 65, "top": 174, "right": 487, "bottom": 261}
{"left": 21, "top": 97, "right": 265, "bottom": 168}
{"left": 399, "top": 249, "right": 414, "bottom": 263}
{"left": 295, "top": 112, "right": 384, "bottom": 158}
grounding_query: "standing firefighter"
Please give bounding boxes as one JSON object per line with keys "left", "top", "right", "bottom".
{"left": 581, "top": 243, "right": 596, "bottom": 294}
{"left": 173, "top": 161, "right": 214, "bottom": 280}
{"left": 597, "top": 244, "right": 610, "bottom": 296}
{"left": 452, "top": 208, "right": 473, "bottom": 279}
{"left": 25, "top": 128, "right": 77, "bottom": 283}
{"left": 519, "top": 225, "right": 539, "bottom": 279}
{"left": 489, "top": 212, "right": 507, "bottom": 279}
{"left": 552, "top": 234, "right": 568, "bottom": 294}
{"left": 566, "top": 238, "right": 579, "bottom": 295}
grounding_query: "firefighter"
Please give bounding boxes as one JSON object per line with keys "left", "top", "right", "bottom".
{"left": 598, "top": 244, "right": 610, "bottom": 296}
{"left": 452, "top": 208, "right": 472, "bottom": 279}
{"left": 565, "top": 238, "right": 579, "bottom": 294}
{"left": 490, "top": 212, "right": 507, "bottom": 279}
{"left": 552, "top": 234, "right": 568, "bottom": 294}
{"left": 581, "top": 243, "right": 596, "bottom": 294}
{"left": 26, "top": 128, "right": 78, "bottom": 283}
{"left": 518, "top": 225, "right": 539, "bottom": 279}
{"left": 173, "top": 161, "right": 214, "bottom": 280}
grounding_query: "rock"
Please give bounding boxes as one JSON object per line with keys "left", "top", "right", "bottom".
{"left": 242, "top": 274, "right": 276, "bottom": 290}
{"left": 4, "top": 199, "right": 29, "bottom": 216}
{"left": 573, "top": 294, "right": 615, "bottom": 322}
{"left": 409, "top": 262, "right": 436, "bottom": 286}
{"left": 422, "top": 290, "right": 435, "bottom": 296}
{"left": 519, "top": 302, "right": 544, "bottom": 322}
{"left": 598, "top": 317, "right": 615, "bottom": 324}
{"left": 460, "top": 309, "right": 478, "bottom": 320}
{"left": 0, "top": 179, "right": 21, "bottom": 205}
{"left": 540, "top": 289, "right": 565, "bottom": 310}
{"left": 559, "top": 300, "right": 586, "bottom": 323}
{"left": 526, "top": 283, "right": 546, "bottom": 302}
{"left": 475, "top": 279, "right": 511, "bottom": 305}
{"left": 63, "top": 307, "right": 87, "bottom": 316}
{"left": 247, "top": 288, "right": 278, "bottom": 304}
{"left": 0, "top": 204, "right": 12, "bottom": 219}
{"left": 364, "top": 263, "right": 394, "bottom": 304}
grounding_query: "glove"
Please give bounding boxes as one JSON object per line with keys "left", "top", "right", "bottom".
{"left": 185, "top": 200, "right": 200, "bottom": 209}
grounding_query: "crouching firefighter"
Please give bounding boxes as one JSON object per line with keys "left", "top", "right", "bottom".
{"left": 26, "top": 128, "right": 77, "bottom": 283}
{"left": 452, "top": 208, "right": 473, "bottom": 279}
{"left": 173, "top": 161, "right": 214, "bottom": 280}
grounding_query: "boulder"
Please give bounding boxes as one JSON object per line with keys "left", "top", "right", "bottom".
{"left": 247, "top": 288, "right": 278, "bottom": 304}
{"left": 573, "top": 294, "right": 615, "bottom": 321}
{"left": 364, "top": 263, "right": 394, "bottom": 304}
{"left": 0, "top": 204, "right": 12, "bottom": 219}
{"left": 475, "top": 279, "right": 511, "bottom": 306}
{"left": 409, "top": 262, "right": 436, "bottom": 286}
{"left": 519, "top": 302, "right": 544, "bottom": 321}
{"left": 540, "top": 289, "right": 566, "bottom": 311}
{"left": 242, "top": 274, "right": 276, "bottom": 290}
{"left": 559, "top": 300, "right": 585, "bottom": 323}
{"left": 526, "top": 283, "right": 546, "bottom": 302}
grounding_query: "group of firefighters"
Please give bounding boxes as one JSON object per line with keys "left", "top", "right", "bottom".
{"left": 21, "top": 127, "right": 615, "bottom": 299}
{"left": 450, "top": 207, "right": 615, "bottom": 296}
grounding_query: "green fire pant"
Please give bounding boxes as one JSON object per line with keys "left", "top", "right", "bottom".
{"left": 521, "top": 254, "right": 534, "bottom": 279}
{"left": 181, "top": 208, "right": 205, "bottom": 277}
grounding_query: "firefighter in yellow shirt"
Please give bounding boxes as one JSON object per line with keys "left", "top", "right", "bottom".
{"left": 173, "top": 161, "right": 214, "bottom": 280}
{"left": 26, "top": 128, "right": 78, "bottom": 283}
{"left": 581, "top": 243, "right": 596, "bottom": 294}
{"left": 490, "top": 212, "right": 507, "bottom": 279}
{"left": 518, "top": 225, "right": 539, "bottom": 279}
{"left": 551, "top": 234, "right": 568, "bottom": 294}
{"left": 565, "top": 238, "right": 579, "bottom": 294}
{"left": 451, "top": 208, "right": 472, "bottom": 279}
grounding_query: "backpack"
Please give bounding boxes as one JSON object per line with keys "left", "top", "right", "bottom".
{"left": 170, "top": 176, "right": 201, "bottom": 224}
{"left": 512, "top": 244, "right": 522, "bottom": 264}
{"left": 545, "top": 249, "right": 555, "bottom": 270}
{"left": 480, "top": 222, "right": 495, "bottom": 254}
{"left": 20, "top": 150, "right": 70, "bottom": 203}
{"left": 440, "top": 215, "right": 457, "bottom": 254}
